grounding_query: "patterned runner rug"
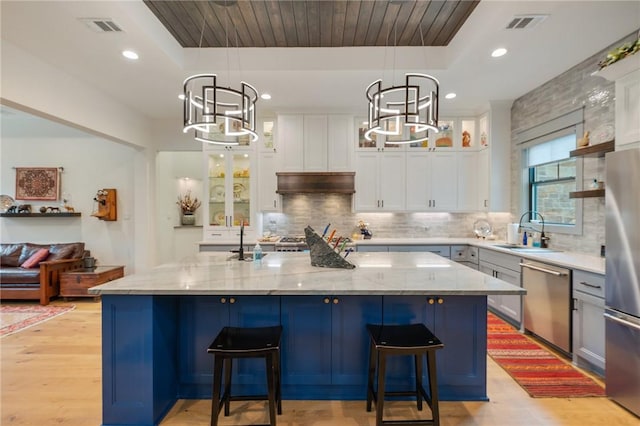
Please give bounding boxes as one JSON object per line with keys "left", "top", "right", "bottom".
{"left": 487, "top": 312, "right": 605, "bottom": 398}
{"left": 0, "top": 304, "right": 75, "bottom": 337}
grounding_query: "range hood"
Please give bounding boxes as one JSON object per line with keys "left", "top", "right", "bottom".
{"left": 276, "top": 172, "right": 355, "bottom": 194}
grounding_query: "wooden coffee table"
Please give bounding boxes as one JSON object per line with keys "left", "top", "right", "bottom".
{"left": 60, "top": 265, "right": 124, "bottom": 299}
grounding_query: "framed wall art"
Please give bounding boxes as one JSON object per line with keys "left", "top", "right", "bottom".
{"left": 15, "top": 167, "right": 60, "bottom": 201}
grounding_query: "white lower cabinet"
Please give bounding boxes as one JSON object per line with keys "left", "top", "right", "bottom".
{"left": 478, "top": 249, "right": 522, "bottom": 326}
{"left": 572, "top": 270, "right": 605, "bottom": 374}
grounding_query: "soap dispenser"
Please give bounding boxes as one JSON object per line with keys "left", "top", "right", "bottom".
{"left": 253, "top": 242, "right": 263, "bottom": 263}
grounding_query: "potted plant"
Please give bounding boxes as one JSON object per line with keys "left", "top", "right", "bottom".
{"left": 177, "top": 190, "right": 201, "bottom": 225}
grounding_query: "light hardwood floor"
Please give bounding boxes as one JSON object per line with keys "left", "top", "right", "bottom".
{"left": 1, "top": 300, "right": 638, "bottom": 425}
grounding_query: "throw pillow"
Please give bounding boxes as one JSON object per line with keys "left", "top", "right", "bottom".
{"left": 20, "top": 248, "right": 49, "bottom": 269}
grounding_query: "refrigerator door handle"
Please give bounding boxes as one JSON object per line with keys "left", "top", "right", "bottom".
{"left": 604, "top": 312, "right": 640, "bottom": 331}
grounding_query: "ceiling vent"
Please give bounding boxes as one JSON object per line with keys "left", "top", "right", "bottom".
{"left": 505, "top": 15, "right": 548, "bottom": 30}
{"left": 79, "top": 18, "right": 123, "bottom": 33}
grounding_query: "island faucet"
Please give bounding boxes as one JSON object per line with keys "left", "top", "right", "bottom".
{"left": 518, "top": 211, "right": 549, "bottom": 248}
{"left": 238, "top": 223, "right": 245, "bottom": 261}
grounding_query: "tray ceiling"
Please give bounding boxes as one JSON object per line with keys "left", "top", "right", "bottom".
{"left": 143, "top": 0, "right": 479, "bottom": 48}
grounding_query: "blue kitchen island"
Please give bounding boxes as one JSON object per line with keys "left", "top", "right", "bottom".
{"left": 90, "top": 251, "right": 525, "bottom": 426}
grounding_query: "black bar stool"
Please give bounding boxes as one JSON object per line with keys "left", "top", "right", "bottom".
{"left": 207, "top": 325, "right": 283, "bottom": 426}
{"left": 366, "top": 323, "right": 444, "bottom": 426}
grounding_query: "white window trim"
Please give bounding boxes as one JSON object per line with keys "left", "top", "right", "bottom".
{"left": 517, "top": 109, "right": 584, "bottom": 236}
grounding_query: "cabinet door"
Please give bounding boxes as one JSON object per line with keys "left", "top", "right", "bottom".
{"left": 406, "top": 153, "right": 430, "bottom": 211}
{"left": 327, "top": 115, "right": 353, "bottom": 171}
{"left": 479, "top": 263, "right": 500, "bottom": 310}
{"left": 495, "top": 266, "right": 522, "bottom": 324}
{"left": 278, "top": 115, "right": 304, "bottom": 171}
{"left": 258, "top": 151, "right": 281, "bottom": 211}
{"left": 477, "top": 149, "right": 490, "bottom": 210}
{"left": 281, "top": 296, "right": 332, "bottom": 385}
{"left": 179, "top": 297, "right": 229, "bottom": 387}
{"left": 230, "top": 152, "right": 252, "bottom": 227}
{"left": 379, "top": 152, "right": 406, "bottom": 210}
{"left": 229, "top": 296, "right": 281, "bottom": 387}
{"left": 303, "top": 115, "right": 328, "bottom": 171}
{"left": 354, "top": 152, "right": 379, "bottom": 211}
{"left": 615, "top": 70, "right": 640, "bottom": 148}
{"left": 433, "top": 296, "right": 486, "bottom": 394}
{"left": 573, "top": 291, "right": 605, "bottom": 372}
{"left": 429, "top": 152, "right": 457, "bottom": 211}
{"left": 457, "top": 152, "right": 479, "bottom": 211}
{"left": 331, "top": 295, "right": 382, "bottom": 385}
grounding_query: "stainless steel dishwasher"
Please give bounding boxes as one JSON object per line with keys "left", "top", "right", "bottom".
{"left": 521, "top": 260, "right": 572, "bottom": 354}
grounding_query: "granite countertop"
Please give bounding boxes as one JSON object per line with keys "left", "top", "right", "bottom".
{"left": 89, "top": 251, "right": 524, "bottom": 297}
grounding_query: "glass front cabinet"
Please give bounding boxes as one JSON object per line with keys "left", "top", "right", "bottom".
{"left": 203, "top": 147, "right": 255, "bottom": 241}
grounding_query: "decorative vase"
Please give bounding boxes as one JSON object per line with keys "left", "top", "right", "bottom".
{"left": 181, "top": 213, "right": 195, "bottom": 226}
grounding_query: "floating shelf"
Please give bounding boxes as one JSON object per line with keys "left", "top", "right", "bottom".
{"left": 569, "top": 189, "right": 605, "bottom": 199}
{"left": 0, "top": 212, "right": 81, "bottom": 217}
{"left": 570, "top": 140, "right": 615, "bottom": 158}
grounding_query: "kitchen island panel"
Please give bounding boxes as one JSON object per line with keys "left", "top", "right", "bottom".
{"left": 382, "top": 295, "right": 487, "bottom": 400}
{"left": 177, "top": 296, "right": 281, "bottom": 398}
{"left": 102, "top": 295, "right": 179, "bottom": 426}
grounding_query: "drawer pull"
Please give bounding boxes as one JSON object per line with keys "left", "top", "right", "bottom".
{"left": 580, "top": 281, "right": 601, "bottom": 289}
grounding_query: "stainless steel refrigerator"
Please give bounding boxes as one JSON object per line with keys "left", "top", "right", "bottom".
{"left": 605, "top": 147, "right": 640, "bottom": 417}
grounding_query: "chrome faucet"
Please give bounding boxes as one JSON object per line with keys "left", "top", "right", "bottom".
{"left": 518, "top": 211, "right": 550, "bottom": 248}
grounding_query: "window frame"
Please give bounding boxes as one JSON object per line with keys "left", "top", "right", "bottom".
{"left": 517, "top": 109, "right": 584, "bottom": 236}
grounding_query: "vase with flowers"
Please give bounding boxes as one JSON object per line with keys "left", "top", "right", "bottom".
{"left": 177, "top": 190, "right": 201, "bottom": 225}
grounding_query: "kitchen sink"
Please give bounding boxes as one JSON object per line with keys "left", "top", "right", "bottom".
{"left": 492, "top": 244, "right": 561, "bottom": 253}
{"left": 227, "top": 252, "right": 268, "bottom": 261}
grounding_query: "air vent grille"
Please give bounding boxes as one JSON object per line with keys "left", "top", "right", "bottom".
{"left": 79, "top": 18, "right": 123, "bottom": 33}
{"left": 506, "top": 15, "right": 548, "bottom": 30}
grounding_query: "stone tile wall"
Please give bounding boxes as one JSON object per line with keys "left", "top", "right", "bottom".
{"left": 263, "top": 194, "right": 511, "bottom": 241}
{"left": 510, "top": 30, "right": 637, "bottom": 256}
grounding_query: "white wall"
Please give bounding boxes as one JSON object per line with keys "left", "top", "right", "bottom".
{"left": 155, "top": 151, "right": 203, "bottom": 264}
{"left": 1, "top": 136, "right": 139, "bottom": 272}
{"left": 1, "top": 41, "right": 152, "bottom": 149}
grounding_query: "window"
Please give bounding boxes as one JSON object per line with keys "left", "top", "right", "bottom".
{"left": 518, "top": 109, "right": 583, "bottom": 235}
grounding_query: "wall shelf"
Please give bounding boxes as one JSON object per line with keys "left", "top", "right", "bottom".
{"left": 569, "top": 189, "right": 605, "bottom": 199}
{"left": 569, "top": 140, "right": 614, "bottom": 158}
{"left": 0, "top": 212, "right": 81, "bottom": 217}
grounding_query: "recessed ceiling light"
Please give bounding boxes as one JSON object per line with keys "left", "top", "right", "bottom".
{"left": 491, "top": 48, "right": 507, "bottom": 58}
{"left": 122, "top": 50, "right": 139, "bottom": 60}
{"left": 261, "top": 93, "right": 272, "bottom": 100}
{"left": 445, "top": 93, "right": 457, "bottom": 99}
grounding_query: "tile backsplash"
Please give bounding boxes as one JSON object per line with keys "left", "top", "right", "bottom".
{"left": 262, "top": 194, "right": 511, "bottom": 241}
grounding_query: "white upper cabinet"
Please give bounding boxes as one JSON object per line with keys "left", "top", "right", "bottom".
{"left": 278, "top": 114, "right": 354, "bottom": 171}
{"left": 303, "top": 115, "right": 328, "bottom": 171}
{"left": 406, "top": 152, "right": 457, "bottom": 211}
{"left": 327, "top": 115, "right": 353, "bottom": 172}
{"left": 598, "top": 56, "right": 640, "bottom": 150}
{"left": 277, "top": 114, "right": 304, "bottom": 171}
{"left": 456, "top": 152, "right": 479, "bottom": 211}
{"left": 257, "top": 118, "right": 281, "bottom": 212}
{"left": 354, "top": 151, "right": 405, "bottom": 211}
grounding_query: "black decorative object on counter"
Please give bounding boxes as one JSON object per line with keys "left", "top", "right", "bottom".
{"left": 304, "top": 226, "right": 355, "bottom": 269}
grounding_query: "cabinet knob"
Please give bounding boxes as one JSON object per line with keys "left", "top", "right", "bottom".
{"left": 229, "top": 297, "right": 236, "bottom": 304}
{"left": 437, "top": 298, "right": 444, "bottom": 305}
{"left": 220, "top": 297, "right": 227, "bottom": 304}
{"left": 323, "top": 297, "right": 331, "bottom": 304}
{"left": 428, "top": 298, "right": 435, "bottom": 305}
{"left": 333, "top": 298, "right": 339, "bottom": 304}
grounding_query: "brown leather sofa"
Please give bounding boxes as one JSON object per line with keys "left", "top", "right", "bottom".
{"left": 0, "top": 242, "right": 85, "bottom": 305}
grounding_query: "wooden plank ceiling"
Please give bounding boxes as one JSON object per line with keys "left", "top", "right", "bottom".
{"left": 143, "top": 0, "right": 479, "bottom": 48}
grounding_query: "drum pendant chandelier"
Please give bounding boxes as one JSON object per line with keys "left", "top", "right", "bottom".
{"left": 182, "top": 0, "right": 258, "bottom": 146}
{"left": 364, "top": 73, "right": 440, "bottom": 145}
{"left": 183, "top": 74, "right": 258, "bottom": 145}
